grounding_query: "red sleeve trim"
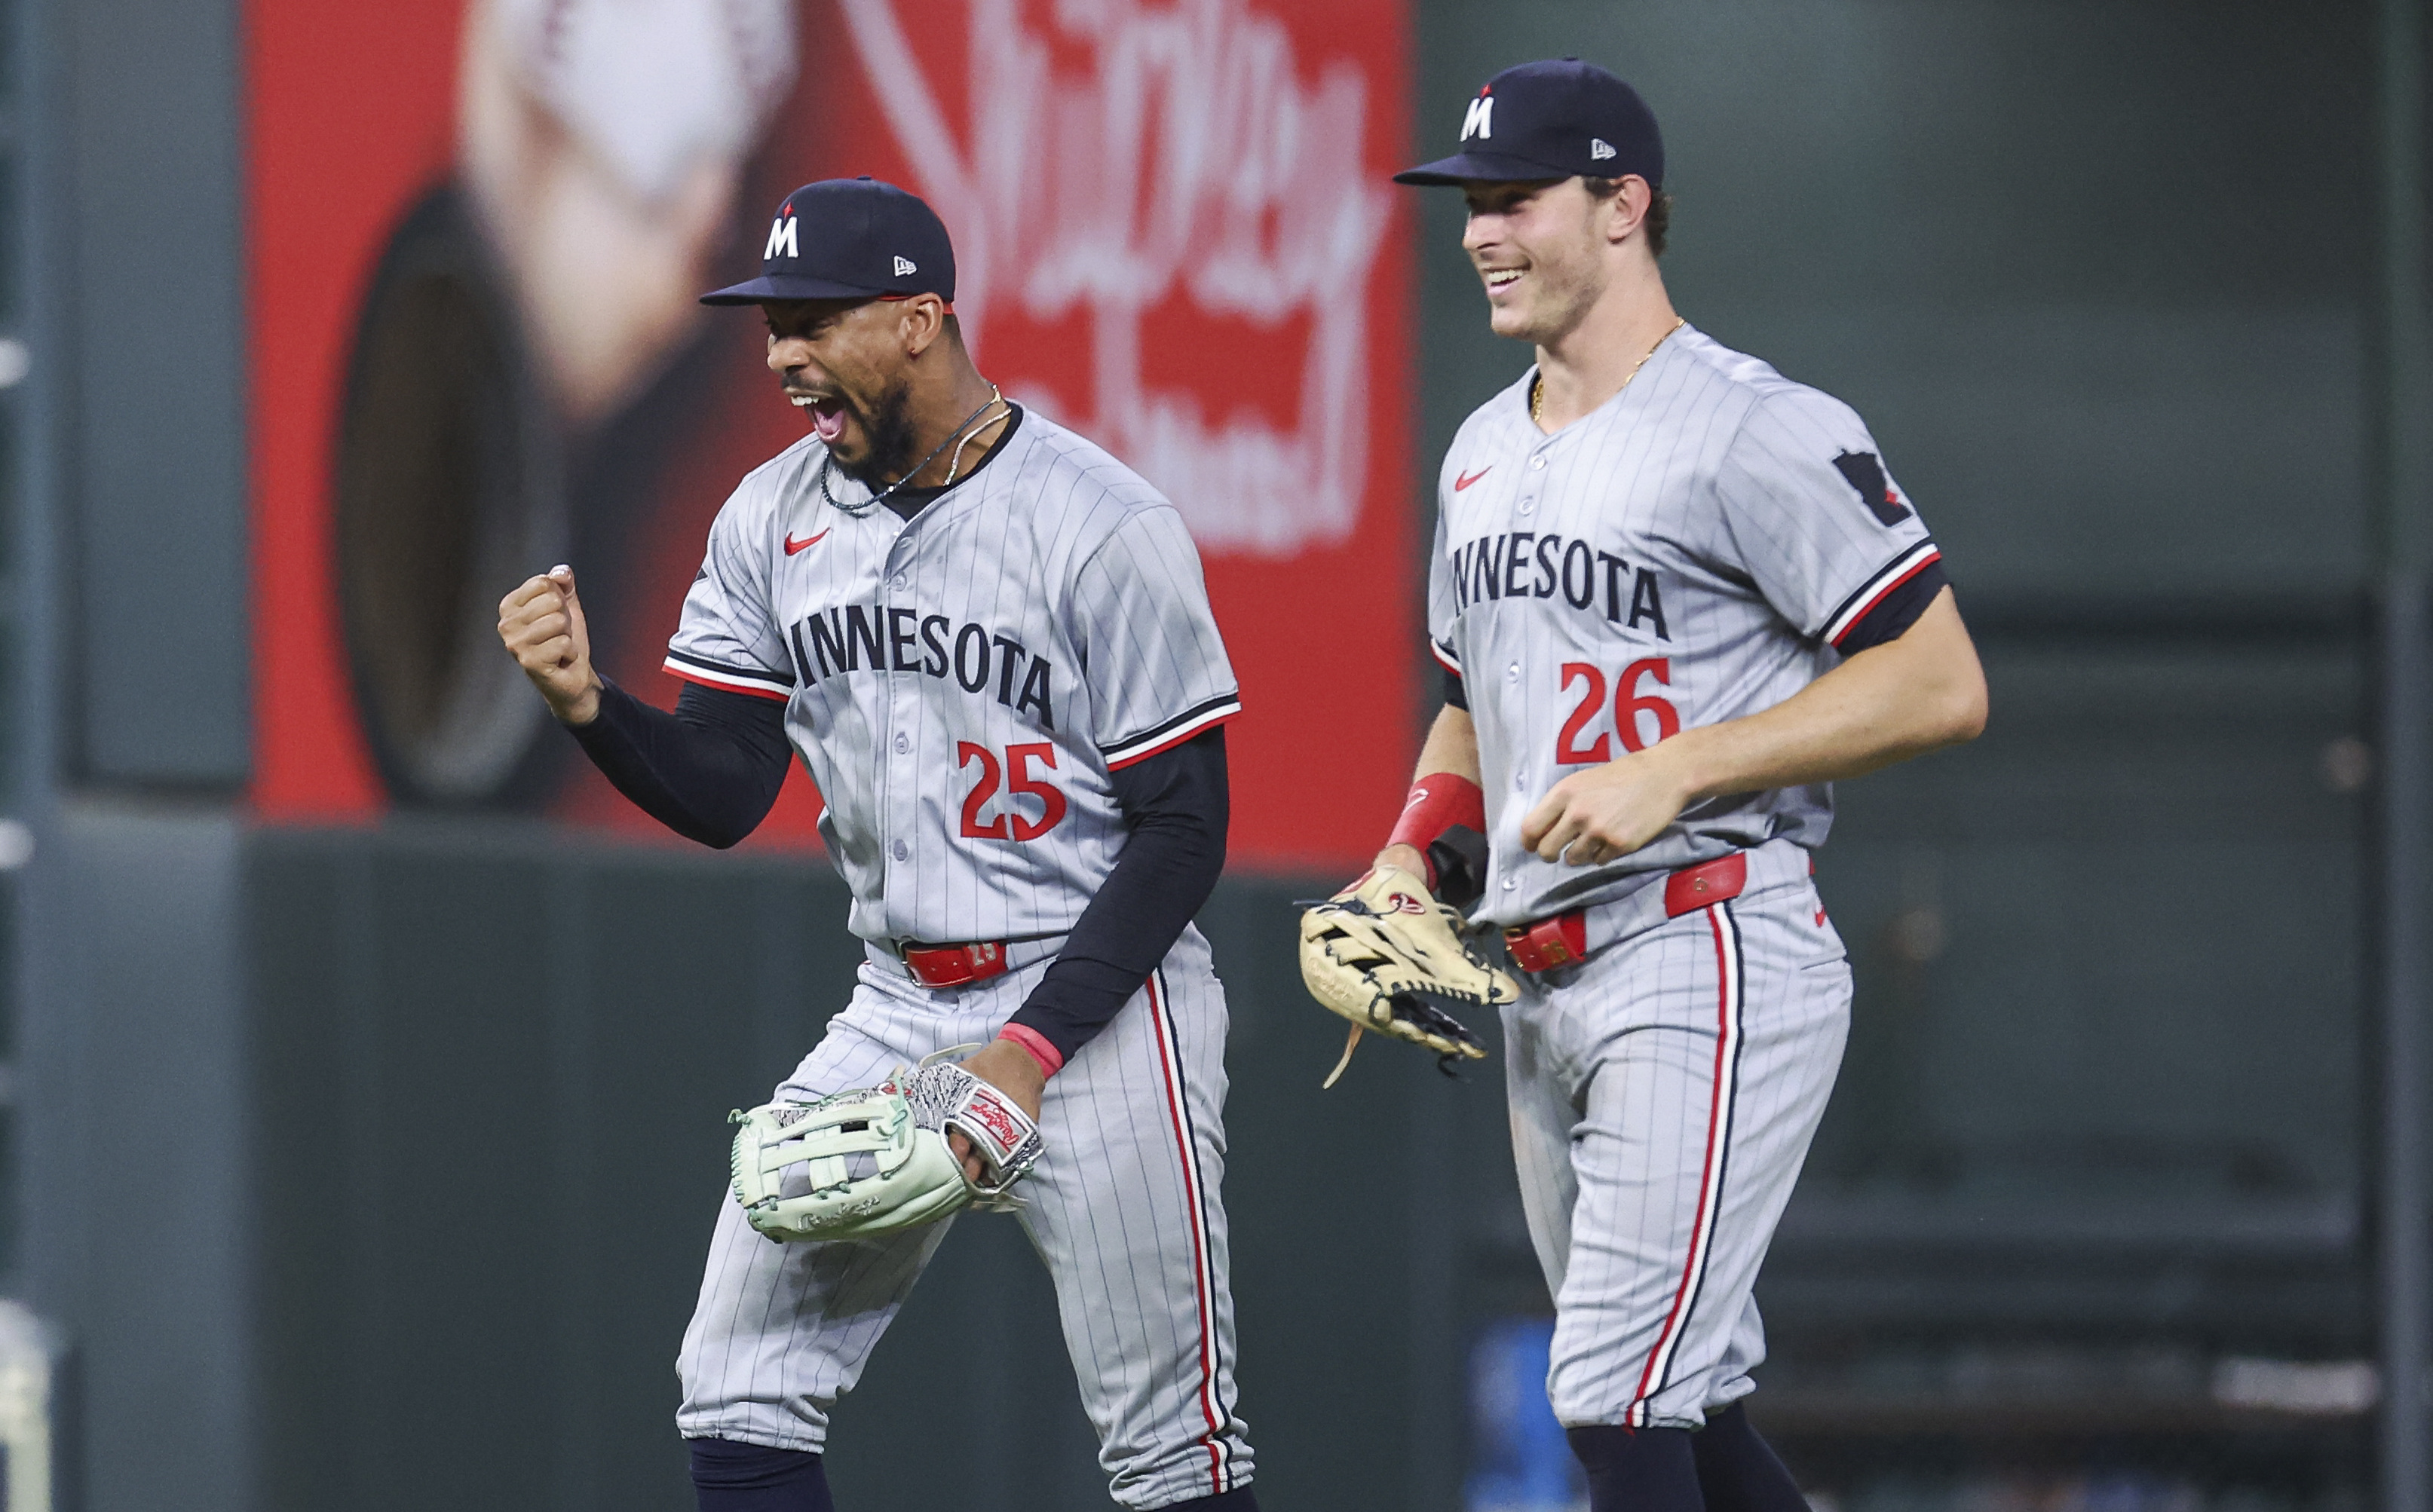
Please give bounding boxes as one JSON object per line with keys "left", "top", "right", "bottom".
{"left": 1103, "top": 704, "right": 1241, "bottom": 770}
{"left": 661, "top": 659, "right": 794, "bottom": 702}
{"left": 997, "top": 1023, "right": 1065, "bottom": 1077}
{"left": 1430, "top": 638, "right": 1462, "bottom": 675}
{"left": 1825, "top": 546, "right": 1941, "bottom": 648}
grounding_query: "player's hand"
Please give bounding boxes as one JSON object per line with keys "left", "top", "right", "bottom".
{"left": 498, "top": 565, "right": 604, "bottom": 725}
{"left": 1520, "top": 746, "right": 1695, "bottom": 867}
{"left": 947, "top": 1039, "right": 1048, "bottom": 1185}
{"left": 1372, "top": 842, "right": 1430, "bottom": 882}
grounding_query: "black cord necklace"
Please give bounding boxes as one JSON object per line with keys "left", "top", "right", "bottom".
{"left": 817, "top": 385, "right": 1007, "bottom": 517}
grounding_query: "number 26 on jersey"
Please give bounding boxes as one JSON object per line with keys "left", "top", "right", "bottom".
{"left": 958, "top": 742, "right": 1068, "bottom": 841}
{"left": 1556, "top": 659, "right": 1681, "bottom": 764}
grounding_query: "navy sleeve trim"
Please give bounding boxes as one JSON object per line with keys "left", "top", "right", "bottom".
{"left": 1822, "top": 542, "right": 1941, "bottom": 647}
{"left": 1832, "top": 560, "right": 1949, "bottom": 653}
{"left": 1102, "top": 692, "right": 1243, "bottom": 768}
{"left": 663, "top": 645, "right": 794, "bottom": 699}
{"left": 1430, "top": 636, "right": 1461, "bottom": 673}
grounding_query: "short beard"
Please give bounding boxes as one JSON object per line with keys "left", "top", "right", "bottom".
{"left": 831, "top": 378, "right": 920, "bottom": 487}
{"left": 1499, "top": 256, "right": 1603, "bottom": 347}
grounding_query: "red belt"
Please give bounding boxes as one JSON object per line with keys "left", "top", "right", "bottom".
{"left": 1502, "top": 852, "right": 1750, "bottom": 974}
{"left": 902, "top": 940, "right": 1010, "bottom": 988}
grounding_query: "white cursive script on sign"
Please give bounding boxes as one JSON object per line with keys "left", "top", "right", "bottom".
{"left": 839, "top": 0, "right": 1393, "bottom": 556}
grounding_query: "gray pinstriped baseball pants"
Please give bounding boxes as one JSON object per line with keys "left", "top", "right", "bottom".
{"left": 1503, "top": 847, "right": 1852, "bottom": 1431}
{"left": 676, "top": 926, "right": 1253, "bottom": 1509}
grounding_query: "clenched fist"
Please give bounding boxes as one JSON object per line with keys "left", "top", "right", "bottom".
{"left": 497, "top": 565, "right": 604, "bottom": 725}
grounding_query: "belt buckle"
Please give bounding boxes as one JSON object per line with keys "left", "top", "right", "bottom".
{"left": 903, "top": 939, "right": 1009, "bottom": 989}
{"left": 1503, "top": 912, "right": 1587, "bottom": 974}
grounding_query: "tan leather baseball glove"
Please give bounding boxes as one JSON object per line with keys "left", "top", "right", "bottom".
{"left": 1297, "top": 864, "right": 1518, "bottom": 1088}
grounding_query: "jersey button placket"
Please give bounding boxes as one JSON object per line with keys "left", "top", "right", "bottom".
{"left": 880, "top": 535, "right": 916, "bottom": 921}
{"left": 883, "top": 683, "right": 915, "bottom": 889}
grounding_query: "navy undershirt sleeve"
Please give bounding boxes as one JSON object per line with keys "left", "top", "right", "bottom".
{"left": 564, "top": 680, "right": 793, "bottom": 849}
{"left": 1004, "top": 727, "right": 1229, "bottom": 1065}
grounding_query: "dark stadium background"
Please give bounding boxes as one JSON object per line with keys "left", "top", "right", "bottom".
{"left": 1, "top": 2, "right": 2428, "bottom": 1510}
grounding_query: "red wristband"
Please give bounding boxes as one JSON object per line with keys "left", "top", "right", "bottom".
{"left": 1386, "top": 774, "right": 1486, "bottom": 890}
{"left": 997, "top": 1023, "right": 1065, "bottom": 1078}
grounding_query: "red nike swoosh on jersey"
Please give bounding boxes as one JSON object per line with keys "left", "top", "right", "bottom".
{"left": 1454, "top": 467, "right": 1492, "bottom": 491}
{"left": 783, "top": 529, "right": 830, "bottom": 556}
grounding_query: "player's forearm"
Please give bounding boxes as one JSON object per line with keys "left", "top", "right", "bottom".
{"left": 1004, "top": 814, "right": 1224, "bottom": 1065}
{"left": 565, "top": 681, "right": 793, "bottom": 848}
{"left": 1378, "top": 704, "right": 1488, "bottom": 897}
{"left": 1413, "top": 702, "right": 1482, "bottom": 785}
{"left": 1002, "top": 729, "right": 1229, "bottom": 1070}
{"left": 1654, "top": 588, "right": 1986, "bottom": 803}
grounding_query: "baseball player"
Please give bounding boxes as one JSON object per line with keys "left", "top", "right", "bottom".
{"left": 1345, "top": 60, "right": 1988, "bottom": 1508}
{"left": 497, "top": 177, "right": 1258, "bottom": 1512}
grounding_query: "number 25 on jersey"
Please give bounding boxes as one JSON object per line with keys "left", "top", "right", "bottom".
{"left": 1556, "top": 659, "right": 1681, "bottom": 764}
{"left": 958, "top": 742, "right": 1068, "bottom": 841}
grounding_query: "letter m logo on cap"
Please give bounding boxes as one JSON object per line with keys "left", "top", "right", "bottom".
{"left": 1461, "top": 90, "right": 1494, "bottom": 141}
{"left": 765, "top": 216, "right": 798, "bottom": 260}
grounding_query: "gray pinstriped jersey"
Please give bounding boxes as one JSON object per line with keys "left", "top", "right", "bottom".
{"left": 666, "top": 410, "right": 1240, "bottom": 946}
{"left": 1429, "top": 325, "right": 1941, "bottom": 929}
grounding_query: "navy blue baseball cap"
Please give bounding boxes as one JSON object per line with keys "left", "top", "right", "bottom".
{"left": 700, "top": 176, "right": 957, "bottom": 305}
{"left": 1396, "top": 59, "right": 1663, "bottom": 188}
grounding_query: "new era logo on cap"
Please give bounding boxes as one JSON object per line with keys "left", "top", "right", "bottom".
{"left": 893, "top": 256, "right": 918, "bottom": 277}
{"left": 1590, "top": 138, "right": 1616, "bottom": 161}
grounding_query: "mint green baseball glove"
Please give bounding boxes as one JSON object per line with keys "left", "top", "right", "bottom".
{"left": 728, "top": 1048, "right": 1044, "bottom": 1243}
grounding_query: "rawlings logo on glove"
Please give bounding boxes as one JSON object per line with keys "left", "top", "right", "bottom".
{"left": 1297, "top": 863, "right": 1518, "bottom": 1087}
{"left": 728, "top": 1046, "right": 1046, "bottom": 1243}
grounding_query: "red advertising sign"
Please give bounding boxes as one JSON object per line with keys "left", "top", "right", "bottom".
{"left": 249, "top": 0, "right": 1415, "bottom": 871}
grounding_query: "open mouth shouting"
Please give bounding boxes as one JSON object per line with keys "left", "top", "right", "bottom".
{"left": 789, "top": 389, "right": 853, "bottom": 444}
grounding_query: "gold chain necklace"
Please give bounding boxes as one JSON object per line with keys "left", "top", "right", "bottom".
{"left": 1532, "top": 317, "right": 1687, "bottom": 426}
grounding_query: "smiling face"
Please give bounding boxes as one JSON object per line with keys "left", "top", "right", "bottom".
{"left": 1460, "top": 177, "right": 1623, "bottom": 346}
{"left": 761, "top": 297, "right": 933, "bottom": 485}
